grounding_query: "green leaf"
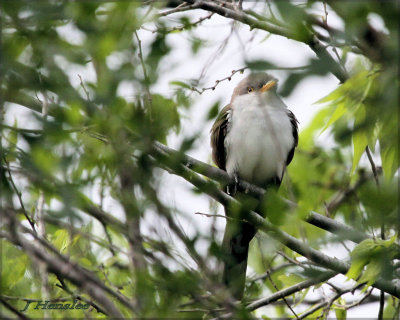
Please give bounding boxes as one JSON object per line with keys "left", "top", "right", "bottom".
{"left": 350, "top": 238, "right": 376, "bottom": 259}
{"left": 358, "top": 179, "right": 399, "bottom": 226}
{"left": 346, "top": 258, "right": 366, "bottom": 280}
{"left": 346, "top": 238, "right": 375, "bottom": 280}
{"left": 150, "top": 94, "right": 180, "bottom": 142}
{"left": 8, "top": 122, "right": 19, "bottom": 147}
{"left": 169, "top": 81, "right": 191, "bottom": 90}
{"left": 358, "top": 258, "right": 382, "bottom": 287}
{"left": 334, "top": 303, "right": 347, "bottom": 320}
{"left": 314, "top": 89, "right": 344, "bottom": 105}
{"left": 346, "top": 237, "right": 397, "bottom": 285}
{"left": 32, "top": 147, "right": 60, "bottom": 175}
{"left": 190, "top": 37, "right": 204, "bottom": 54}
{"left": 351, "top": 105, "right": 368, "bottom": 173}
{"left": 315, "top": 69, "right": 376, "bottom": 142}
{"left": 8, "top": 256, "right": 28, "bottom": 289}
{"left": 381, "top": 145, "right": 398, "bottom": 181}
{"left": 277, "top": 274, "right": 305, "bottom": 287}
{"left": 261, "top": 189, "right": 289, "bottom": 225}
{"left": 383, "top": 301, "right": 398, "bottom": 318}
{"left": 52, "top": 229, "right": 70, "bottom": 252}
{"left": 315, "top": 70, "right": 370, "bottom": 105}
{"left": 293, "top": 287, "right": 310, "bottom": 307}
{"left": 207, "top": 101, "right": 220, "bottom": 120}
{"left": 299, "top": 106, "right": 332, "bottom": 149}
{"left": 320, "top": 101, "right": 347, "bottom": 134}
{"left": 380, "top": 235, "right": 397, "bottom": 248}
{"left": 1, "top": 241, "right": 28, "bottom": 291}
{"left": 300, "top": 304, "right": 324, "bottom": 318}
{"left": 246, "top": 60, "right": 275, "bottom": 70}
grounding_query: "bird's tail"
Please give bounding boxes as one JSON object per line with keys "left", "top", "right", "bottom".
{"left": 221, "top": 209, "right": 256, "bottom": 300}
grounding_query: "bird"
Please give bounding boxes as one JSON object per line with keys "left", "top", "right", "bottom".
{"left": 210, "top": 72, "right": 298, "bottom": 300}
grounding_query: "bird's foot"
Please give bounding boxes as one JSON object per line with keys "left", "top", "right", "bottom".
{"left": 227, "top": 173, "right": 240, "bottom": 196}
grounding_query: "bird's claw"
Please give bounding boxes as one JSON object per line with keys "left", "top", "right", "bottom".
{"left": 234, "top": 174, "right": 239, "bottom": 195}
{"left": 228, "top": 173, "right": 240, "bottom": 196}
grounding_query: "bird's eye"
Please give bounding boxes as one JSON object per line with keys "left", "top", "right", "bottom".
{"left": 247, "top": 87, "right": 254, "bottom": 93}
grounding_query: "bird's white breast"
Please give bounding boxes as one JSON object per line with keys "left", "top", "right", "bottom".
{"left": 225, "top": 93, "right": 294, "bottom": 186}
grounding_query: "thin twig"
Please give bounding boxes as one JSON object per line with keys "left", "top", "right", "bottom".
{"left": 186, "top": 65, "right": 310, "bottom": 94}
{"left": 334, "top": 288, "right": 373, "bottom": 310}
{"left": 78, "top": 74, "right": 91, "bottom": 101}
{"left": 142, "top": 12, "right": 213, "bottom": 34}
{"left": 194, "top": 211, "right": 230, "bottom": 220}
{"left": 195, "top": 20, "right": 235, "bottom": 87}
{"left": 134, "top": 30, "right": 152, "bottom": 108}
{"left": 186, "top": 68, "right": 246, "bottom": 94}
{"left": 55, "top": 277, "right": 107, "bottom": 315}
{"left": 365, "top": 146, "right": 380, "bottom": 187}
{"left": 247, "top": 271, "right": 336, "bottom": 312}
{"left": 266, "top": 0, "right": 276, "bottom": 20}
{"left": 0, "top": 298, "right": 31, "bottom": 320}
{"left": 325, "top": 169, "right": 371, "bottom": 214}
{"left": 42, "top": 214, "right": 129, "bottom": 256}
{"left": 3, "top": 210, "right": 136, "bottom": 315}
{"left": 158, "top": 2, "right": 200, "bottom": 17}
{"left": 251, "top": 262, "right": 292, "bottom": 282}
{"left": 2, "top": 124, "right": 88, "bottom": 135}
{"left": 257, "top": 238, "right": 299, "bottom": 319}
{"left": 38, "top": 89, "right": 51, "bottom": 316}
{"left": 298, "top": 283, "right": 368, "bottom": 319}
{"left": 182, "top": 0, "right": 348, "bottom": 82}
{"left": 277, "top": 250, "right": 309, "bottom": 270}
{"left": 365, "top": 145, "right": 385, "bottom": 319}
{"left": 3, "top": 157, "right": 36, "bottom": 231}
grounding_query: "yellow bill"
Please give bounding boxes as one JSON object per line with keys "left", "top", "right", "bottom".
{"left": 260, "top": 80, "right": 277, "bottom": 92}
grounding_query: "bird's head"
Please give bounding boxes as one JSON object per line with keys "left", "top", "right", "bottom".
{"left": 231, "top": 72, "right": 278, "bottom": 102}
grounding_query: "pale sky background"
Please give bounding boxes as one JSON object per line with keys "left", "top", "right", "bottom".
{"left": 4, "top": 1, "right": 389, "bottom": 318}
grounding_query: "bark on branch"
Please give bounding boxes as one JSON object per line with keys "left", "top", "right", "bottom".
{"left": 1, "top": 209, "right": 138, "bottom": 317}
{"left": 150, "top": 143, "right": 400, "bottom": 299}
{"left": 179, "top": 0, "right": 349, "bottom": 82}
{"left": 152, "top": 141, "right": 400, "bottom": 255}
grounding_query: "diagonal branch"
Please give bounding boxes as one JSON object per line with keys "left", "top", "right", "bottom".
{"left": 152, "top": 141, "right": 400, "bottom": 255}
{"left": 0, "top": 298, "right": 31, "bottom": 320}
{"left": 211, "top": 270, "right": 336, "bottom": 318}
{"left": 1, "top": 209, "right": 137, "bottom": 317}
{"left": 247, "top": 271, "right": 336, "bottom": 312}
{"left": 150, "top": 144, "right": 400, "bottom": 299}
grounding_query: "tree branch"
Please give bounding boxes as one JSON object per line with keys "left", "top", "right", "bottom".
{"left": 178, "top": 0, "right": 348, "bottom": 82}
{"left": 158, "top": 2, "right": 201, "bottom": 17}
{"left": 55, "top": 277, "right": 108, "bottom": 316}
{"left": 149, "top": 145, "right": 400, "bottom": 298}
{"left": 247, "top": 271, "right": 336, "bottom": 312}
{"left": 3, "top": 156, "right": 36, "bottom": 231}
{"left": 2, "top": 209, "right": 137, "bottom": 317}
{"left": 325, "top": 168, "right": 373, "bottom": 214}
{"left": 211, "top": 270, "right": 336, "bottom": 318}
{"left": 152, "top": 141, "right": 398, "bottom": 251}
{"left": 0, "top": 298, "right": 31, "bottom": 320}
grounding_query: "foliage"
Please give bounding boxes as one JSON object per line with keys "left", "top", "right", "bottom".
{"left": 1, "top": 1, "right": 399, "bottom": 319}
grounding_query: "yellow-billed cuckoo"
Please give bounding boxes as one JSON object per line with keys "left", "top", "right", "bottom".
{"left": 210, "top": 73, "right": 298, "bottom": 299}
